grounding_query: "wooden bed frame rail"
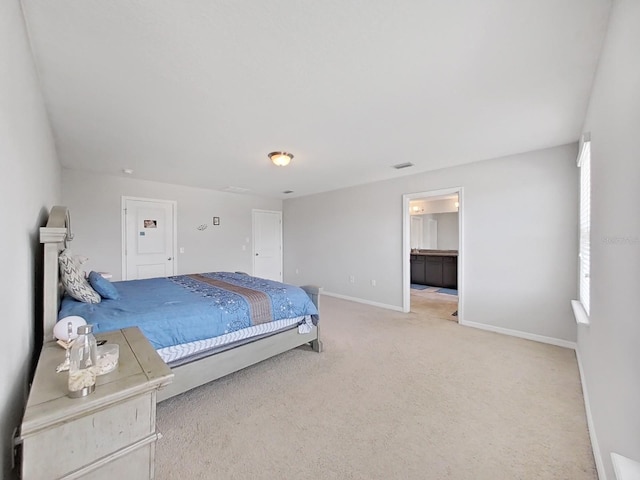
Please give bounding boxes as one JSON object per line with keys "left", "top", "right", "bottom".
{"left": 40, "top": 206, "right": 323, "bottom": 401}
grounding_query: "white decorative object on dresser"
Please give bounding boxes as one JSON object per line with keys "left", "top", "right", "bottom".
{"left": 19, "top": 327, "right": 173, "bottom": 480}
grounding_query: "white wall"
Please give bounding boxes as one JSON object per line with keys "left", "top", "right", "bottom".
{"left": 62, "top": 169, "right": 282, "bottom": 280}
{"left": 284, "top": 144, "right": 579, "bottom": 342}
{"left": 0, "top": 1, "right": 61, "bottom": 478}
{"left": 578, "top": 0, "right": 640, "bottom": 478}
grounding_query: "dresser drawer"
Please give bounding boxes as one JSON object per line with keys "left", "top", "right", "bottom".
{"left": 22, "top": 393, "right": 154, "bottom": 480}
{"left": 77, "top": 439, "right": 156, "bottom": 480}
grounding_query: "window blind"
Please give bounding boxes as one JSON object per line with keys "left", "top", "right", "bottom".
{"left": 578, "top": 140, "right": 591, "bottom": 316}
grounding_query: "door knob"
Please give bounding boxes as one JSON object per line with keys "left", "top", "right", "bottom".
{"left": 255, "top": 253, "right": 259, "bottom": 256}
{"left": 168, "top": 257, "right": 172, "bottom": 261}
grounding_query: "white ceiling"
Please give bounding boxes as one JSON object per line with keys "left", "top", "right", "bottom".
{"left": 22, "top": 0, "right": 611, "bottom": 198}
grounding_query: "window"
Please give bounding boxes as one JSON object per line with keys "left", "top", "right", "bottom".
{"left": 577, "top": 136, "right": 591, "bottom": 317}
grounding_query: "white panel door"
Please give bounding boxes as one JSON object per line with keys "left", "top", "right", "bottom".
{"left": 123, "top": 198, "right": 176, "bottom": 280}
{"left": 252, "top": 210, "right": 282, "bottom": 281}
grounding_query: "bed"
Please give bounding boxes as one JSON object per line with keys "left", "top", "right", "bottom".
{"left": 40, "top": 206, "right": 323, "bottom": 401}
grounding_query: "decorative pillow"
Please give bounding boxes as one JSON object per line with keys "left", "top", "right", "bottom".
{"left": 88, "top": 271, "right": 120, "bottom": 300}
{"left": 59, "top": 250, "right": 101, "bottom": 304}
{"left": 72, "top": 254, "right": 90, "bottom": 278}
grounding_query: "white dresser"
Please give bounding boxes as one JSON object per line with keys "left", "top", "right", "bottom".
{"left": 19, "top": 327, "right": 173, "bottom": 480}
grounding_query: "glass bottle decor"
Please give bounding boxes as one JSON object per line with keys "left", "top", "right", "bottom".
{"left": 68, "top": 324, "right": 98, "bottom": 398}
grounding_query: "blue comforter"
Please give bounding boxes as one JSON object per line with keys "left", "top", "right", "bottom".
{"left": 58, "top": 272, "right": 318, "bottom": 349}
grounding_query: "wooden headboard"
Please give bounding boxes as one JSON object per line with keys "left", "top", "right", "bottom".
{"left": 40, "top": 206, "right": 72, "bottom": 343}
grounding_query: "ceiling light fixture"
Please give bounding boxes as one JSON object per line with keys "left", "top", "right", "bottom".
{"left": 269, "top": 151, "right": 293, "bottom": 167}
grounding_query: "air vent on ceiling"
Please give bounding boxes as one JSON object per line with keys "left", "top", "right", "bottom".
{"left": 392, "top": 162, "right": 414, "bottom": 170}
{"left": 223, "top": 186, "right": 250, "bottom": 193}
{"left": 282, "top": 190, "right": 294, "bottom": 194}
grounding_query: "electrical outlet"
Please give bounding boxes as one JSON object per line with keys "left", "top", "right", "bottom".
{"left": 179, "top": 247, "right": 185, "bottom": 254}
{"left": 371, "top": 279, "right": 376, "bottom": 287}
{"left": 349, "top": 275, "right": 355, "bottom": 284}
{"left": 295, "top": 268, "right": 299, "bottom": 275}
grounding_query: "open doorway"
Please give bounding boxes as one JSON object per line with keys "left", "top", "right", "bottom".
{"left": 402, "top": 188, "right": 463, "bottom": 322}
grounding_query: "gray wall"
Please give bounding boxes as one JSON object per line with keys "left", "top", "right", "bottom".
{"left": 284, "top": 144, "right": 579, "bottom": 342}
{"left": 578, "top": 0, "right": 640, "bottom": 478}
{"left": 0, "top": 1, "right": 61, "bottom": 478}
{"left": 62, "top": 169, "right": 282, "bottom": 280}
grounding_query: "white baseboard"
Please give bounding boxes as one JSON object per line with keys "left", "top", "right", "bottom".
{"left": 322, "top": 291, "right": 404, "bottom": 312}
{"left": 576, "top": 349, "right": 607, "bottom": 480}
{"left": 458, "top": 319, "right": 577, "bottom": 349}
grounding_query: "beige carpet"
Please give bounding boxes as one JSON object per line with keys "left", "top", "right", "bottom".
{"left": 156, "top": 296, "right": 596, "bottom": 480}
{"left": 410, "top": 288, "right": 459, "bottom": 322}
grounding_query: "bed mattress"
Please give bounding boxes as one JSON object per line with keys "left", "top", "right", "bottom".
{"left": 159, "top": 315, "right": 312, "bottom": 366}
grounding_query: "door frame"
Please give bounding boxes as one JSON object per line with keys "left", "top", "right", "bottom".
{"left": 252, "top": 209, "right": 283, "bottom": 281}
{"left": 402, "top": 187, "right": 464, "bottom": 318}
{"left": 121, "top": 196, "right": 178, "bottom": 280}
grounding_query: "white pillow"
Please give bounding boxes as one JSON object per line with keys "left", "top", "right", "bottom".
{"left": 59, "top": 249, "right": 101, "bottom": 304}
{"left": 72, "top": 254, "right": 90, "bottom": 278}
